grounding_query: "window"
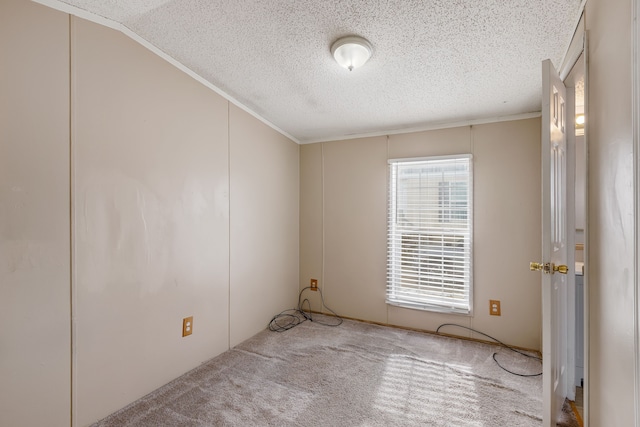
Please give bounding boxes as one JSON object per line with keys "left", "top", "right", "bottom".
{"left": 387, "top": 155, "right": 473, "bottom": 314}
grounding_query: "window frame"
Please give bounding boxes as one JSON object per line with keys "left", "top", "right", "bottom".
{"left": 386, "top": 154, "right": 473, "bottom": 315}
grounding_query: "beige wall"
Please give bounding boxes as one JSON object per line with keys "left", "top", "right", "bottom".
{"left": 300, "top": 119, "right": 543, "bottom": 350}
{"left": 72, "top": 18, "right": 232, "bottom": 425}
{"left": 1, "top": 1, "right": 299, "bottom": 426}
{"left": 0, "top": 1, "right": 71, "bottom": 426}
{"left": 585, "top": 0, "right": 636, "bottom": 425}
{"left": 229, "top": 104, "right": 300, "bottom": 347}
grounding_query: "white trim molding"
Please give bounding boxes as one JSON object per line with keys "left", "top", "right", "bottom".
{"left": 305, "top": 112, "right": 542, "bottom": 145}
{"left": 31, "top": 0, "right": 301, "bottom": 145}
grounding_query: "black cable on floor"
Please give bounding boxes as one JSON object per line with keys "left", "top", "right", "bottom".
{"left": 436, "top": 323, "right": 542, "bottom": 377}
{"left": 268, "top": 286, "right": 343, "bottom": 332}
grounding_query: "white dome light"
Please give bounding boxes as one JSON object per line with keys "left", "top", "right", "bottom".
{"left": 331, "top": 36, "right": 373, "bottom": 72}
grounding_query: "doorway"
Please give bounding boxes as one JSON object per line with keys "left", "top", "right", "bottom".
{"left": 564, "top": 51, "right": 586, "bottom": 423}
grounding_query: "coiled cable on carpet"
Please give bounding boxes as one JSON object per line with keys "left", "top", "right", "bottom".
{"left": 436, "top": 323, "right": 542, "bottom": 377}
{"left": 269, "top": 286, "right": 343, "bottom": 332}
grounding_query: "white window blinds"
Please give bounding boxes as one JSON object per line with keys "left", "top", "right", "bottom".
{"left": 387, "top": 155, "right": 473, "bottom": 314}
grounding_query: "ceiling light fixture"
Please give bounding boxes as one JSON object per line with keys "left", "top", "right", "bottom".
{"left": 331, "top": 36, "right": 373, "bottom": 71}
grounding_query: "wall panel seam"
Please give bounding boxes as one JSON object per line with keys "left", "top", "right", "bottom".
{"left": 68, "top": 13, "right": 77, "bottom": 427}
{"left": 321, "top": 143, "right": 326, "bottom": 311}
{"left": 227, "top": 101, "right": 231, "bottom": 351}
{"left": 633, "top": 0, "right": 640, "bottom": 424}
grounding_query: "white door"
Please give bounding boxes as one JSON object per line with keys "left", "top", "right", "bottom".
{"left": 533, "top": 59, "right": 570, "bottom": 426}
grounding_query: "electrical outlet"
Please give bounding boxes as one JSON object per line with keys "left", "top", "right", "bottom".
{"left": 182, "top": 316, "right": 193, "bottom": 337}
{"left": 489, "top": 300, "right": 501, "bottom": 316}
{"left": 310, "top": 279, "right": 318, "bottom": 291}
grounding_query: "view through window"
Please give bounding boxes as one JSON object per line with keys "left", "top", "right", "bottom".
{"left": 387, "top": 155, "right": 473, "bottom": 314}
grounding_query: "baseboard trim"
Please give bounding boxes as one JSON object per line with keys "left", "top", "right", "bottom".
{"left": 307, "top": 310, "right": 542, "bottom": 356}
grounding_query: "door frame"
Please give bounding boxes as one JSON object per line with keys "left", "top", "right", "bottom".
{"left": 558, "top": 14, "right": 588, "bottom": 426}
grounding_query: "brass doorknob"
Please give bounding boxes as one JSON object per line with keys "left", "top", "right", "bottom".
{"left": 530, "top": 262, "right": 568, "bottom": 274}
{"left": 553, "top": 264, "right": 569, "bottom": 274}
{"left": 530, "top": 262, "right": 545, "bottom": 272}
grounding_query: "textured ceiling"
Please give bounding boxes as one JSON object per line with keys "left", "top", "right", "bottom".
{"left": 53, "top": 0, "right": 582, "bottom": 143}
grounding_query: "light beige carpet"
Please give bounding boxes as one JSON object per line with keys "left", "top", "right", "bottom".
{"left": 93, "top": 316, "right": 579, "bottom": 426}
